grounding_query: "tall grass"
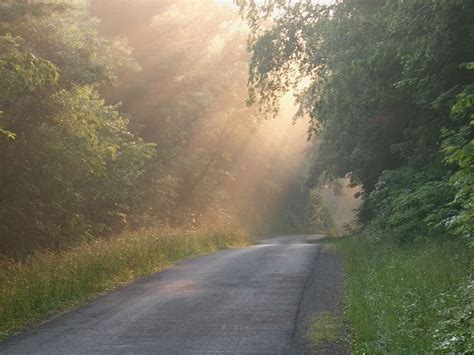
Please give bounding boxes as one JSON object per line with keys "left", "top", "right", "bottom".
{"left": 338, "top": 229, "right": 473, "bottom": 353}
{"left": 0, "top": 227, "right": 250, "bottom": 339}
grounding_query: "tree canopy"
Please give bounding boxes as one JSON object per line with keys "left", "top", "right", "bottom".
{"left": 0, "top": 0, "right": 340, "bottom": 257}
{"left": 0, "top": 1, "right": 154, "bottom": 255}
{"left": 239, "top": 0, "right": 474, "bottom": 242}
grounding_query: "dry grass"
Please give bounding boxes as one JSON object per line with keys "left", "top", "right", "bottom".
{"left": 0, "top": 227, "right": 250, "bottom": 339}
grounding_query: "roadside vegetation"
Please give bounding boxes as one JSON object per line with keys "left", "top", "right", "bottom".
{"left": 0, "top": 227, "right": 249, "bottom": 339}
{"left": 239, "top": 0, "right": 473, "bottom": 352}
{"left": 338, "top": 231, "right": 472, "bottom": 353}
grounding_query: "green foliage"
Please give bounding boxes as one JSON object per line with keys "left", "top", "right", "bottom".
{"left": 240, "top": 0, "right": 474, "bottom": 220}
{"left": 368, "top": 72, "right": 474, "bottom": 243}
{"left": 0, "top": 2, "right": 153, "bottom": 257}
{"left": 368, "top": 167, "right": 454, "bottom": 241}
{"left": 441, "top": 78, "right": 474, "bottom": 244}
{"left": 0, "top": 1, "right": 139, "bottom": 86}
{"left": 338, "top": 230, "right": 473, "bottom": 353}
{"left": 0, "top": 226, "right": 250, "bottom": 339}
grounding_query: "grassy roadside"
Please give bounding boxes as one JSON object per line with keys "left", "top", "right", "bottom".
{"left": 0, "top": 227, "right": 250, "bottom": 340}
{"left": 337, "top": 229, "right": 473, "bottom": 353}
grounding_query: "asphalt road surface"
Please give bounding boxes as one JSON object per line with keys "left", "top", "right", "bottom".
{"left": 0, "top": 235, "right": 346, "bottom": 354}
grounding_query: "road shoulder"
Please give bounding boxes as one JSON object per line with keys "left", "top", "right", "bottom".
{"left": 291, "top": 243, "right": 348, "bottom": 354}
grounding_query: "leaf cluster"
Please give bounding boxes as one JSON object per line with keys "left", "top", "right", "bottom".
{"left": 0, "top": 2, "right": 153, "bottom": 257}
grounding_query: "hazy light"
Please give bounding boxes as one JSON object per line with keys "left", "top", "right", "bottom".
{"left": 214, "top": 0, "right": 336, "bottom": 4}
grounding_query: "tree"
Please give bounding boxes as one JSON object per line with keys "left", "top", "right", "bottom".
{"left": 239, "top": 0, "right": 474, "bottom": 229}
{"left": 0, "top": 1, "right": 154, "bottom": 256}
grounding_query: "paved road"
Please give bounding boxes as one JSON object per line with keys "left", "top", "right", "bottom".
{"left": 0, "top": 235, "right": 342, "bottom": 354}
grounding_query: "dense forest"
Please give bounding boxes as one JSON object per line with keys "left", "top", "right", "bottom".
{"left": 0, "top": 0, "right": 353, "bottom": 258}
{"left": 239, "top": 0, "right": 473, "bottom": 242}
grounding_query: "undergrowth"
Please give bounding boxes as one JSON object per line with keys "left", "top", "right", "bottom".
{"left": 0, "top": 227, "right": 250, "bottom": 339}
{"left": 338, "top": 229, "right": 473, "bottom": 353}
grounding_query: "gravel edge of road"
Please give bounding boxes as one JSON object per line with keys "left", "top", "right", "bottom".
{"left": 291, "top": 243, "right": 349, "bottom": 354}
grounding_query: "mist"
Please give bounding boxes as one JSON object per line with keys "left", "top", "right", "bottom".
{"left": 0, "top": 0, "right": 360, "bottom": 259}
{"left": 90, "top": 0, "right": 358, "bottom": 235}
